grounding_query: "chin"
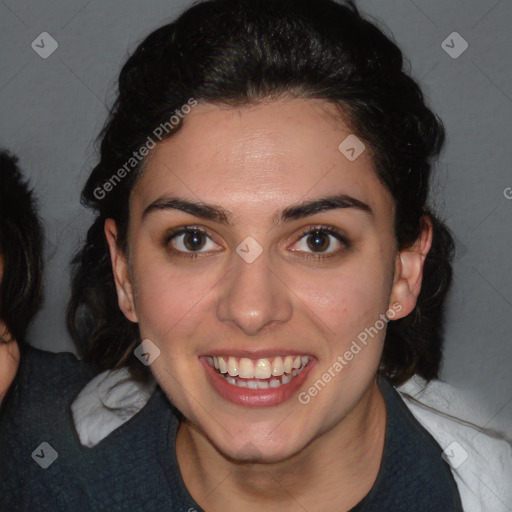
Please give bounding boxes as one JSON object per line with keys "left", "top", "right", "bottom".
{"left": 200, "top": 414, "right": 317, "bottom": 465}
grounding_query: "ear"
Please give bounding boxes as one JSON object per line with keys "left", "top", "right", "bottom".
{"left": 0, "top": 321, "right": 12, "bottom": 344}
{"left": 104, "top": 218, "right": 138, "bottom": 323}
{"left": 389, "top": 216, "right": 433, "bottom": 319}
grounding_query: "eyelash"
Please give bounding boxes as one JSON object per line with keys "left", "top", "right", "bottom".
{"left": 163, "top": 226, "right": 215, "bottom": 260}
{"left": 292, "top": 225, "right": 351, "bottom": 260}
{"left": 163, "top": 224, "right": 351, "bottom": 260}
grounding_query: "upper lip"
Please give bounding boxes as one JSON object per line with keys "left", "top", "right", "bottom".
{"left": 200, "top": 349, "right": 313, "bottom": 358}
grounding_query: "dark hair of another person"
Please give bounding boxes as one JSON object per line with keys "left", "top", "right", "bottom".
{"left": 68, "top": 0, "right": 455, "bottom": 385}
{"left": 0, "top": 151, "right": 44, "bottom": 344}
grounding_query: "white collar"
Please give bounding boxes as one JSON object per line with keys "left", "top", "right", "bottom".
{"left": 71, "top": 367, "right": 156, "bottom": 448}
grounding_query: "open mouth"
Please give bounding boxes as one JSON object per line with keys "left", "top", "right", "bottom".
{"left": 206, "top": 355, "right": 310, "bottom": 389}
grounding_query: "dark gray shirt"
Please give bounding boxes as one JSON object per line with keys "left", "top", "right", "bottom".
{"left": 0, "top": 345, "right": 463, "bottom": 511}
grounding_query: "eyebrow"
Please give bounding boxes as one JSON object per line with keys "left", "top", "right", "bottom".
{"left": 142, "top": 194, "right": 373, "bottom": 224}
{"left": 143, "top": 197, "right": 230, "bottom": 224}
{"left": 280, "top": 194, "right": 373, "bottom": 221}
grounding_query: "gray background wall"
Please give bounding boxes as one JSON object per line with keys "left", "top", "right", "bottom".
{"left": 0, "top": 0, "right": 510, "bottom": 432}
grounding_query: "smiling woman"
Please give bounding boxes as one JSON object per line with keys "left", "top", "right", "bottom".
{"left": 1, "top": 0, "right": 510, "bottom": 511}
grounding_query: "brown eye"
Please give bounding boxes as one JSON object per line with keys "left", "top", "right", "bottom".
{"left": 167, "top": 228, "right": 220, "bottom": 254}
{"left": 306, "top": 231, "right": 331, "bottom": 252}
{"left": 183, "top": 230, "right": 206, "bottom": 251}
{"left": 289, "top": 226, "right": 350, "bottom": 257}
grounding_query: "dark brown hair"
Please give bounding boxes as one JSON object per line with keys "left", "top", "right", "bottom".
{"left": 0, "top": 150, "right": 44, "bottom": 344}
{"left": 68, "top": 0, "right": 454, "bottom": 385}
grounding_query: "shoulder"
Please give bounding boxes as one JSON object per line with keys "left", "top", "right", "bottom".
{"left": 7, "top": 343, "right": 94, "bottom": 406}
{"left": 0, "top": 343, "right": 95, "bottom": 435}
{"left": 0, "top": 346, "right": 183, "bottom": 511}
{"left": 20, "top": 342, "right": 88, "bottom": 372}
{"left": 367, "top": 378, "right": 463, "bottom": 511}
{"left": 0, "top": 344, "right": 96, "bottom": 509}
{"left": 397, "top": 376, "right": 512, "bottom": 512}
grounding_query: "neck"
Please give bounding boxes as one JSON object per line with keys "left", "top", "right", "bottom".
{"left": 176, "top": 379, "right": 386, "bottom": 512}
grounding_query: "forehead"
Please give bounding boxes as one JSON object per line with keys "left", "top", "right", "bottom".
{"left": 132, "top": 98, "right": 393, "bottom": 219}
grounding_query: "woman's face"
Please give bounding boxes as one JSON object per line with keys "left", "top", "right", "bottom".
{"left": 107, "top": 98, "right": 420, "bottom": 462}
{"left": 0, "top": 255, "right": 20, "bottom": 405}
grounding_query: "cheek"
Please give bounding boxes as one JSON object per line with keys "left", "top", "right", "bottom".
{"left": 289, "top": 258, "right": 392, "bottom": 332}
{"left": 131, "top": 254, "right": 220, "bottom": 347}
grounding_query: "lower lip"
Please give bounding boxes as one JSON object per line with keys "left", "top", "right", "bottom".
{"left": 201, "top": 357, "right": 315, "bottom": 407}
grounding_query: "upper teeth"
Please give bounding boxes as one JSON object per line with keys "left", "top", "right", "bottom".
{"left": 208, "top": 355, "right": 310, "bottom": 379}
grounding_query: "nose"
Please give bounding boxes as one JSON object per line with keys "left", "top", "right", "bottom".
{"left": 216, "top": 251, "right": 293, "bottom": 336}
